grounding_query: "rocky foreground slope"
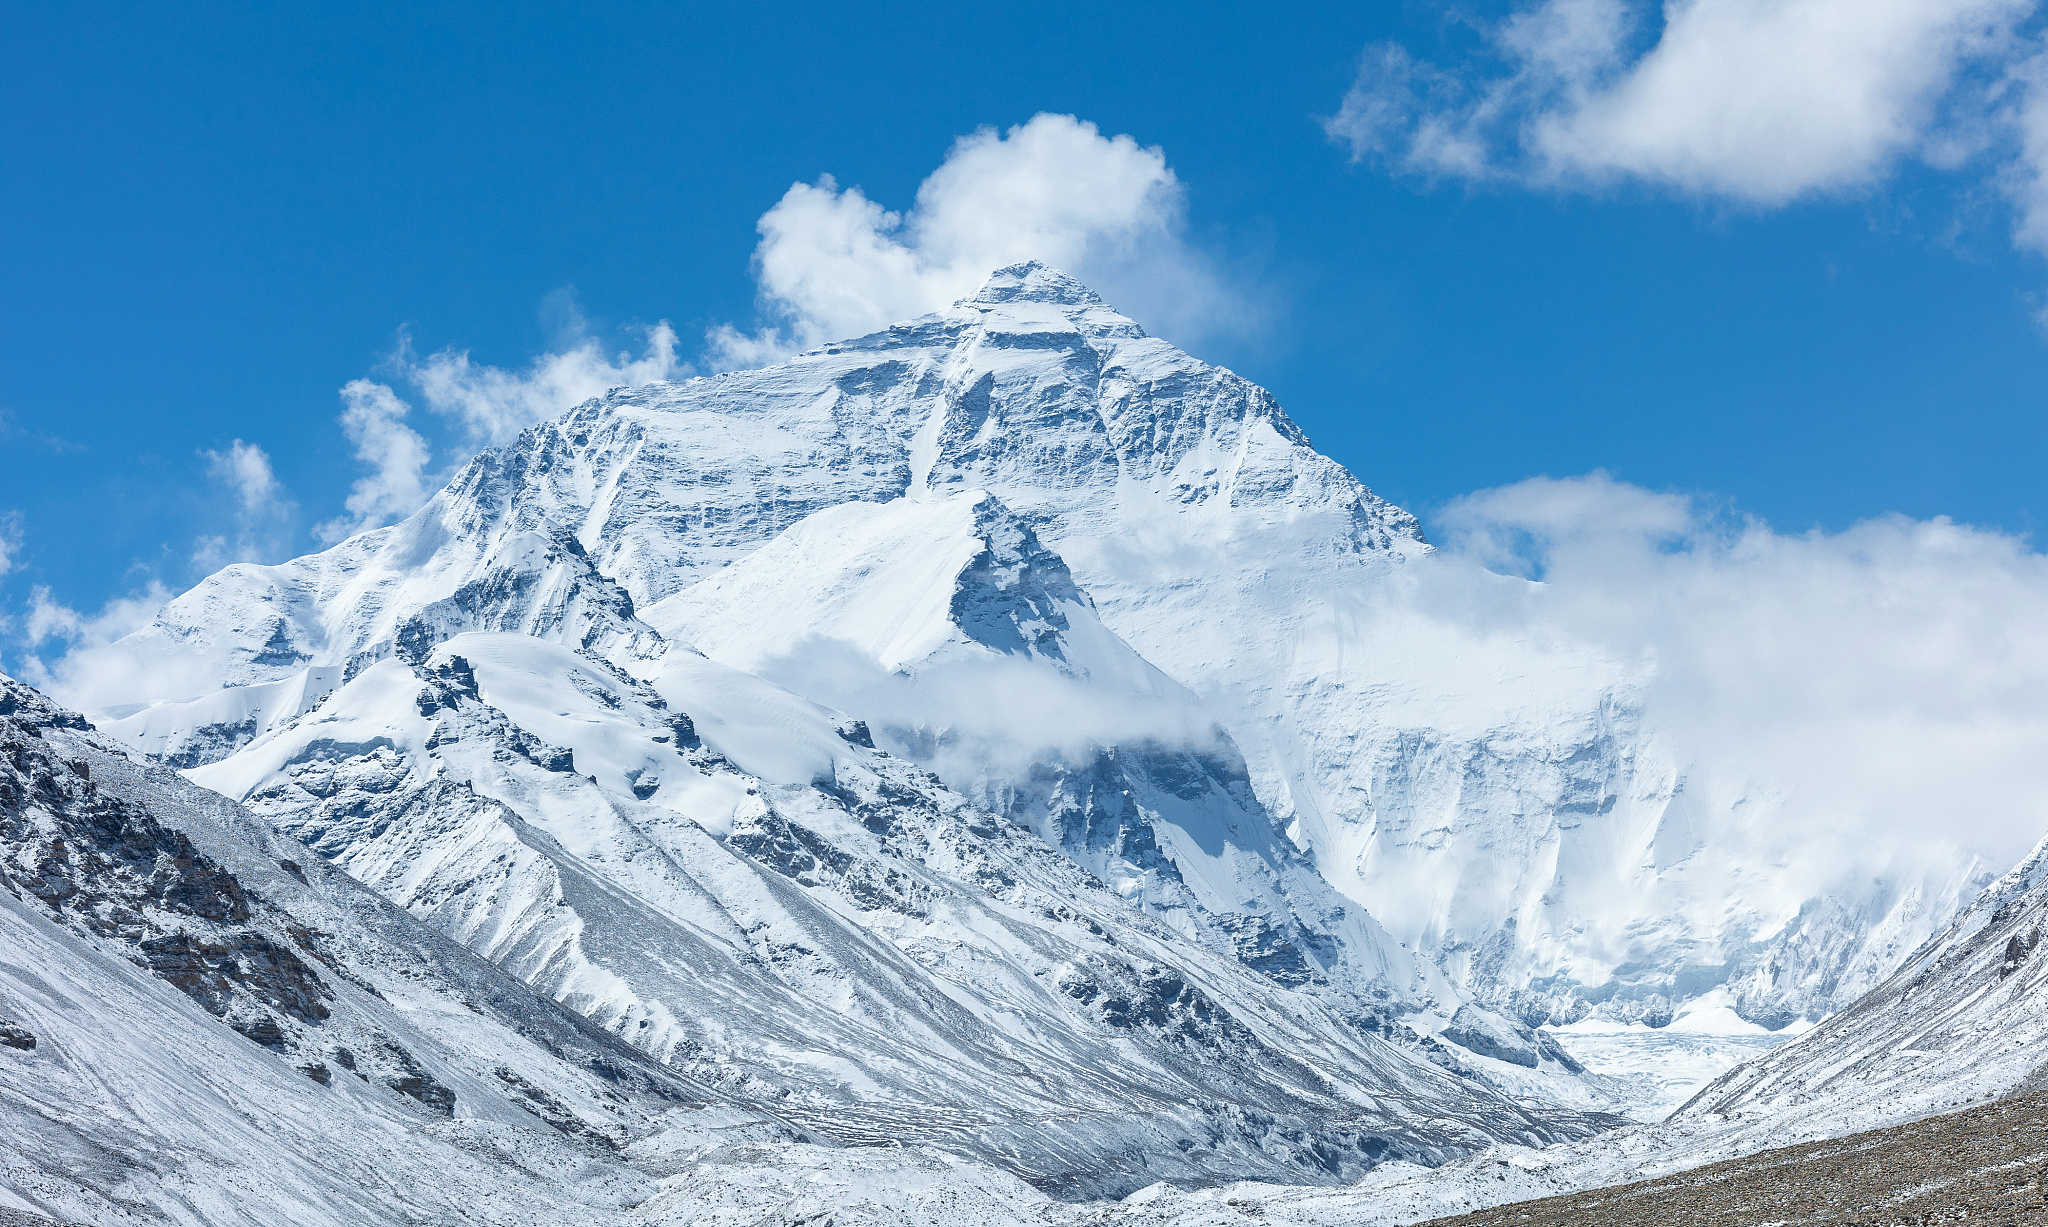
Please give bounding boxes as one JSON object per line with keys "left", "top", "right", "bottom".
{"left": 1409, "top": 1091, "right": 2048, "bottom": 1227}
{"left": 0, "top": 672, "right": 762, "bottom": 1225}
{"left": 0, "top": 660, "right": 1618, "bottom": 1223}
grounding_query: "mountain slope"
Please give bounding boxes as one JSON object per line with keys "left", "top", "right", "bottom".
{"left": 0, "top": 671, "right": 774, "bottom": 1226}
{"left": 1084, "top": 821, "right": 2048, "bottom": 1226}
{"left": 182, "top": 628, "right": 1609, "bottom": 1196}
{"left": 1675, "top": 826, "right": 2048, "bottom": 1132}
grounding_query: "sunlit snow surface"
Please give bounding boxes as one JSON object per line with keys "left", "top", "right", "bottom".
{"left": 1542, "top": 996, "right": 1810, "bottom": 1121}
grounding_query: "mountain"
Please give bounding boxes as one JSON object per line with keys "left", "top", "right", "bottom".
{"left": 94, "top": 262, "right": 1981, "bottom": 1059}
{"left": 1677, "top": 825, "right": 2048, "bottom": 1131}
{"left": 36, "top": 257, "right": 1996, "bottom": 1194}
{"left": 0, "top": 670, "right": 757, "bottom": 1225}
{"left": 4, "top": 651, "right": 1608, "bottom": 1223}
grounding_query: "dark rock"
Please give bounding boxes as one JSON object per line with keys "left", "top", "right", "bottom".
{"left": 1441, "top": 1006, "right": 1542, "bottom": 1069}
{"left": 233, "top": 1017, "right": 288, "bottom": 1048}
{"left": 383, "top": 1042, "right": 456, "bottom": 1114}
{"left": 2001, "top": 927, "right": 2039, "bottom": 978}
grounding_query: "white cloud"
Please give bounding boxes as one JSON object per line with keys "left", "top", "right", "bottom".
{"left": 749, "top": 636, "right": 1221, "bottom": 789}
{"left": 204, "top": 438, "right": 281, "bottom": 514}
{"left": 2004, "top": 45, "right": 2048, "bottom": 251}
{"left": 317, "top": 291, "right": 689, "bottom": 542}
{"left": 1419, "top": 472, "right": 2048, "bottom": 866}
{"left": 21, "top": 583, "right": 169, "bottom": 650}
{"left": 11, "top": 581, "right": 198, "bottom": 713}
{"left": 314, "top": 379, "right": 434, "bottom": 544}
{"left": 196, "top": 439, "right": 294, "bottom": 567}
{"left": 709, "top": 113, "right": 1245, "bottom": 368}
{"left": 0, "top": 512, "right": 21, "bottom": 580}
{"left": 1332, "top": 0, "right": 2048, "bottom": 243}
{"left": 402, "top": 289, "right": 688, "bottom": 449}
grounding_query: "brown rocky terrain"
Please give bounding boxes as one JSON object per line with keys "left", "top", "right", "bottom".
{"left": 1415, "top": 1089, "right": 2048, "bottom": 1226}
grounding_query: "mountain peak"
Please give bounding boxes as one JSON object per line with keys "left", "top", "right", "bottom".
{"left": 964, "top": 260, "right": 1108, "bottom": 309}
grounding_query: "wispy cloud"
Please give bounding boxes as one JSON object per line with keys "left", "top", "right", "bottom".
{"left": 401, "top": 288, "right": 688, "bottom": 450}
{"left": 0, "top": 512, "right": 21, "bottom": 582}
{"left": 1331, "top": 0, "right": 2048, "bottom": 249}
{"left": 314, "top": 380, "right": 435, "bottom": 545}
{"left": 194, "top": 439, "right": 295, "bottom": 567}
{"left": 11, "top": 580, "right": 191, "bottom": 712}
{"left": 0, "top": 408, "right": 85, "bottom": 455}
{"left": 316, "top": 288, "right": 689, "bottom": 544}
{"left": 708, "top": 113, "right": 1249, "bottom": 369}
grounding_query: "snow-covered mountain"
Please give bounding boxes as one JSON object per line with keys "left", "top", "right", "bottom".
{"left": 1086, "top": 818, "right": 2048, "bottom": 1227}
{"left": 72, "top": 261, "right": 1988, "bottom": 1158}
{"left": 5, "top": 650, "right": 1605, "bottom": 1223}
{"left": 103, "top": 264, "right": 1974, "bottom": 1040}
{"left": 1678, "top": 824, "right": 2048, "bottom": 1130}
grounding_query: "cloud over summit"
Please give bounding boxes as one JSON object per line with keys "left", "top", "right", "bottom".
{"left": 709, "top": 113, "right": 1247, "bottom": 368}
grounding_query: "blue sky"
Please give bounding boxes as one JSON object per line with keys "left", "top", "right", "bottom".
{"left": 5, "top": 0, "right": 2048, "bottom": 646}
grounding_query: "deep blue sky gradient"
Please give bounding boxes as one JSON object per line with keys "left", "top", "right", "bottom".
{"left": 4, "top": 1, "right": 2045, "bottom": 619}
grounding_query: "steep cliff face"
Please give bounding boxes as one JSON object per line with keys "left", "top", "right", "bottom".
{"left": 83, "top": 261, "right": 1975, "bottom": 1110}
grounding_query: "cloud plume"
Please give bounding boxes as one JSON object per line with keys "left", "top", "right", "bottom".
{"left": 195, "top": 439, "right": 295, "bottom": 567}
{"left": 315, "top": 380, "right": 434, "bottom": 544}
{"left": 403, "top": 290, "right": 687, "bottom": 449}
{"left": 709, "top": 113, "right": 1245, "bottom": 368}
{"left": 318, "top": 290, "right": 689, "bottom": 543}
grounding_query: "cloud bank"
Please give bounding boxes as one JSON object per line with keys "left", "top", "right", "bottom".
{"left": 1417, "top": 472, "right": 2048, "bottom": 866}
{"left": 11, "top": 581, "right": 184, "bottom": 712}
{"left": 709, "top": 113, "right": 1245, "bottom": 368}
{"left": 1332, "top": 0, "right": 2048, "bottom": 246}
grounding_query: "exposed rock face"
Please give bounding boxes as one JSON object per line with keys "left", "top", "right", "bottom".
{"left": 0, "top": 678, "right": 338, "bottom": 1056}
